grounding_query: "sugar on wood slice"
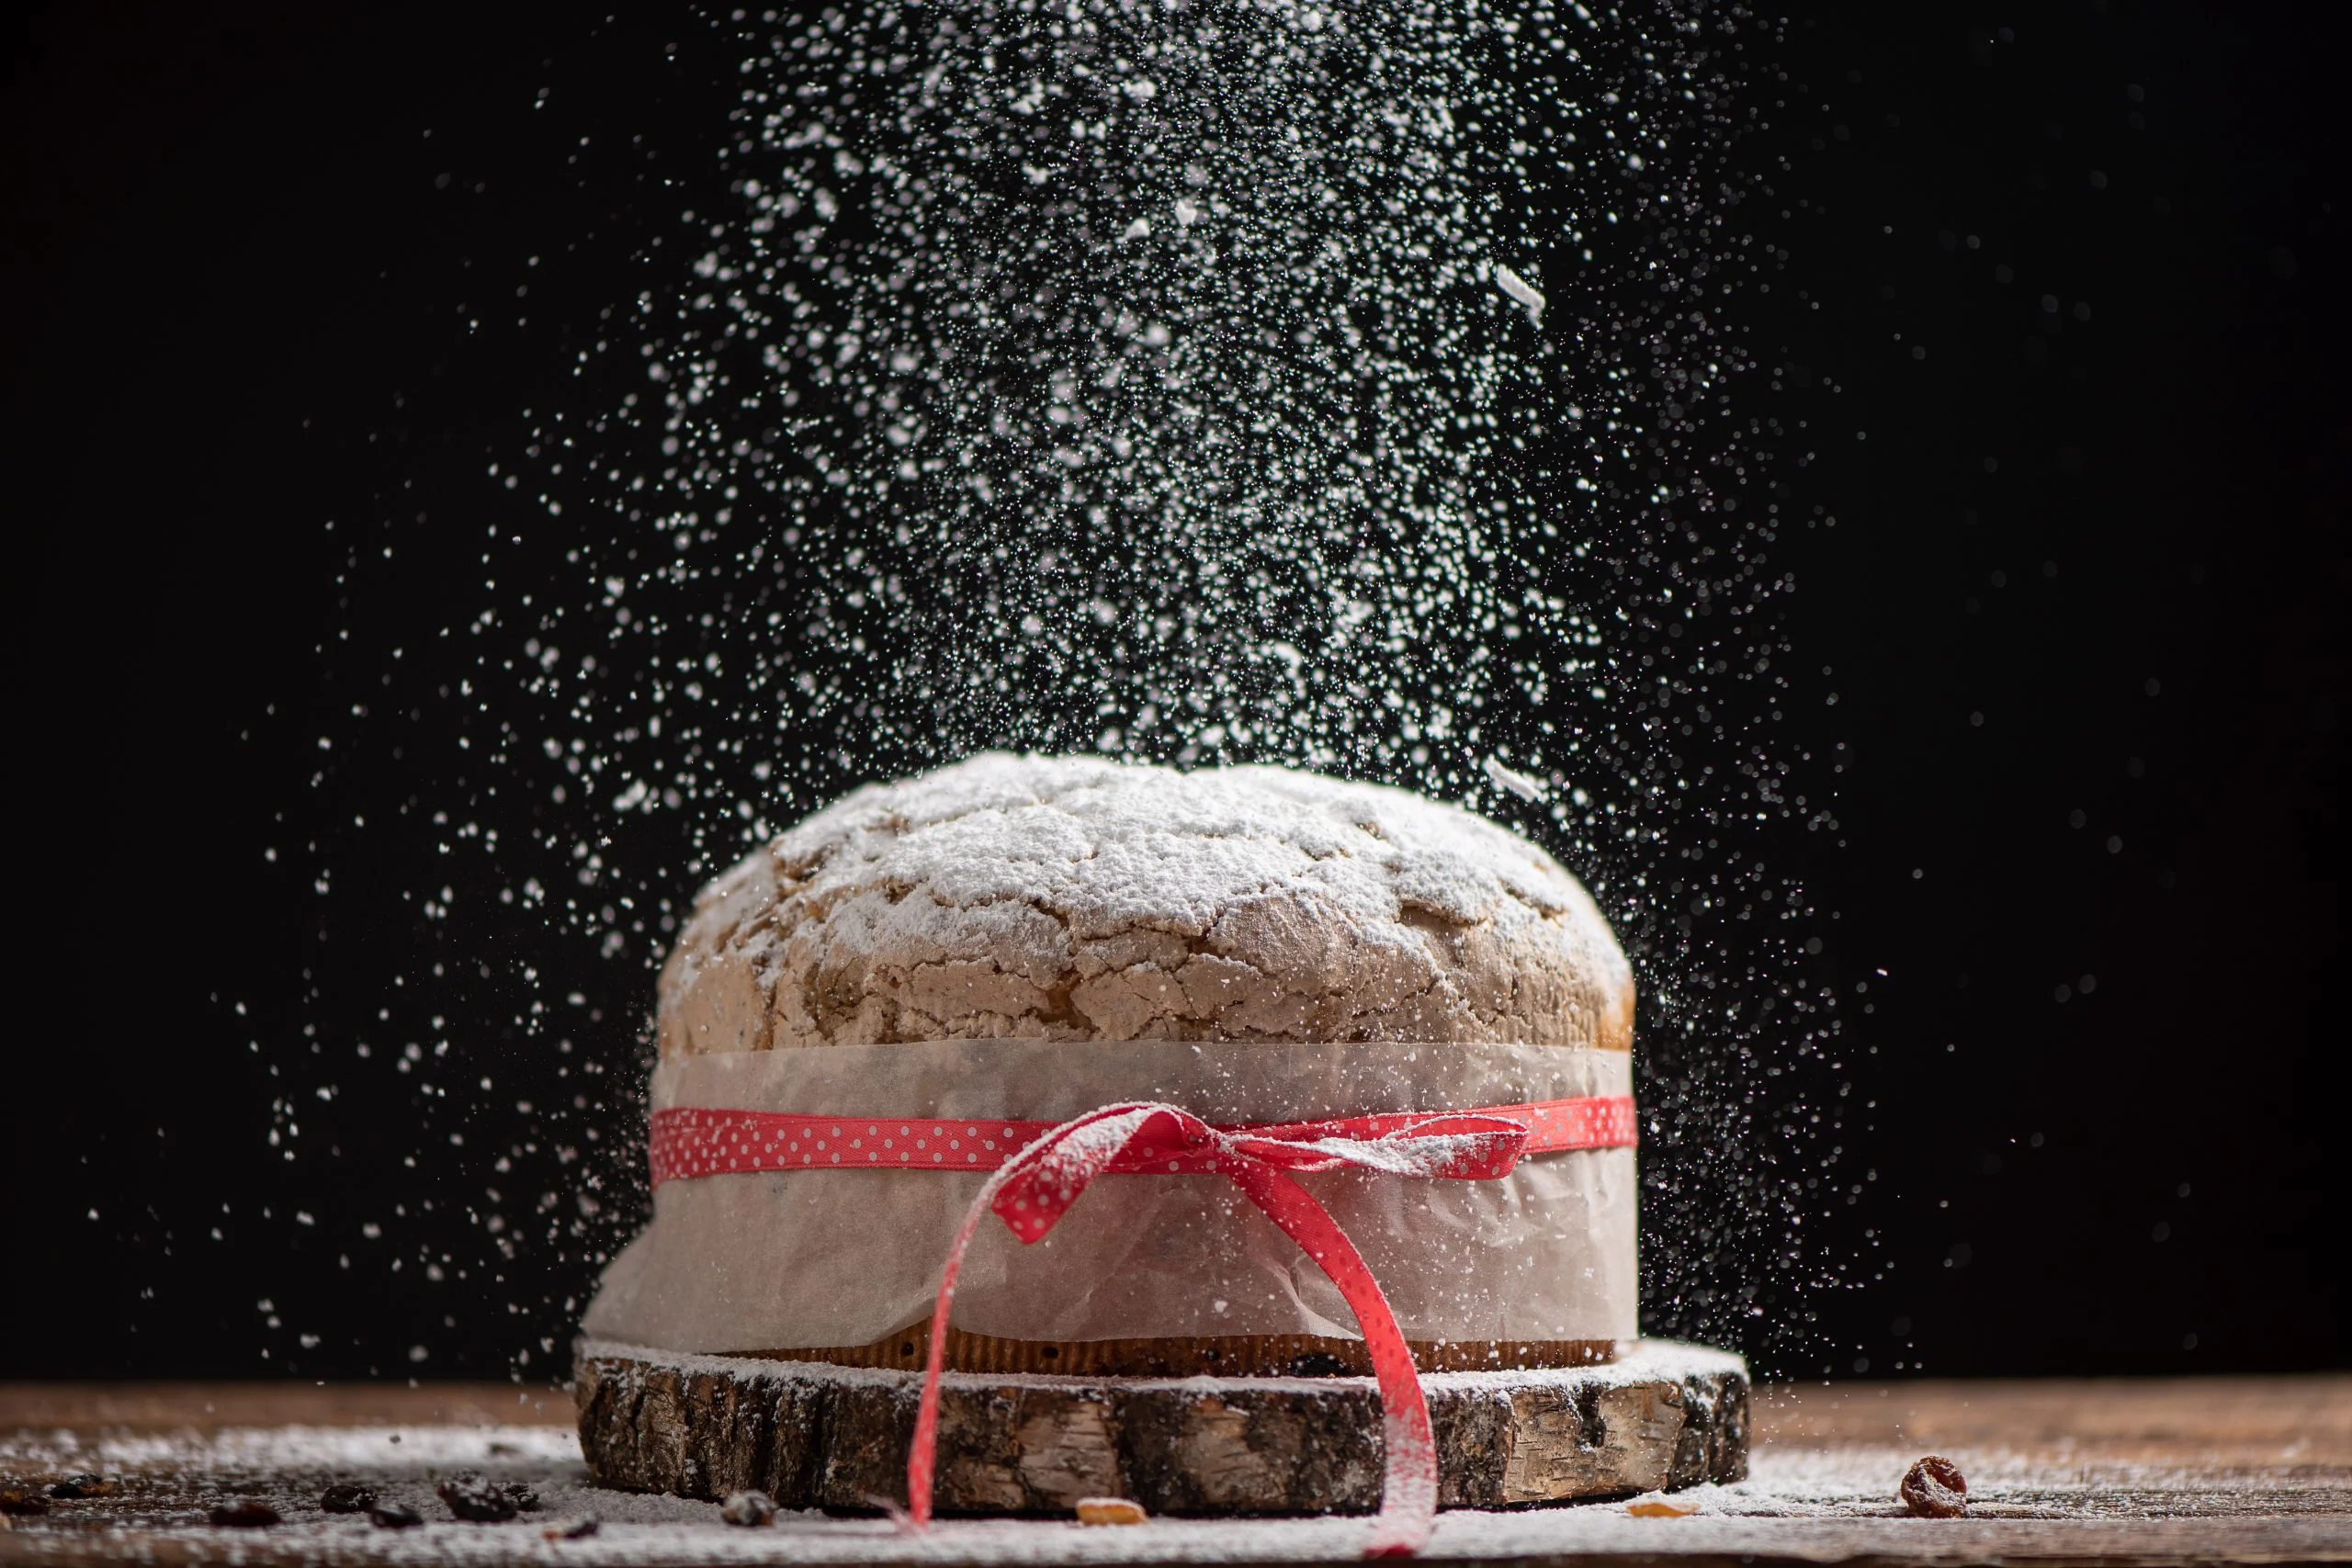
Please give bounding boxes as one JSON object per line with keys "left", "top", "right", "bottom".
{"left": 572, "top": 1337, "right": 1747, "bottom": 1516}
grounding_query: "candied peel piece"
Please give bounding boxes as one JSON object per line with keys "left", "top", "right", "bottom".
{"left": 1626, "top": 1497, "right": 1698, "bottom": 1517}
{"left": 1076, "top": 1496, "right": 1148, "bottom": 1526}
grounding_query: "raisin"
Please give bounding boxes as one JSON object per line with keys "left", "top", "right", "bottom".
{"left": 50, "top": 1473, "right": 119, "bottom": 1500}
{"left": 320, "top": 1483, "right": 378, "bottom": 1514}
{"left": 1900, "top": 1455, "right": 1968, "bottom": 1518}
{"left": 0, "top": 1486, "right": 51, "bottom": 1516}
{"left": 720, "top": 1489, "right": 777, "bottom": 1528}
{"left": 543, "top": 1517, "right": 601, "bottom": 1540}
{"left": 209, "top": 1500, "right": 281, "bottom": 1528}
{"left": 370, "top": 1504, "right": 424, "bottom": 1529}
{"left": 503, "top": 1483, "right": 542, "bottom": 1513}
{"left": 437, "top": 1474, "right": 518, "bottom": 1523}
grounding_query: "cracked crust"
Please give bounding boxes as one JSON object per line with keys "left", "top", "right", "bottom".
{"left": 658, "top": 753, "right": 1634, "bottom": 1056}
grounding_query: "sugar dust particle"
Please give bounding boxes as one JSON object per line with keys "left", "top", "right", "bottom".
{"left": 1482, "top": 755, "right": 1549, "bottom": 802}
{"left": 1491, "top": 263, "right": 1546, "bottom": 325}
{"left": 309, "top": 0, "right": 1850, "bottom": 1382}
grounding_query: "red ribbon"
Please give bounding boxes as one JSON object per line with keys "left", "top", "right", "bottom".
{"left": 648, "top": 1095, "right": 1637, "bottom": 1186}
{"left": 647, "top": 1094, "right": 1638, "bottom": 1557}
{"left": 908, "top": 1103, "right": 1538, "bottom": 1559}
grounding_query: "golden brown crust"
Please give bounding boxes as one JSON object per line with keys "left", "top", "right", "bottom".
{"left": 741, "top": 1319, "right": 1619, "bottom": 1377}
{"left": 1602, "top": 965, "right": 1636, "bottom": 1053}
{"left": 661, "top": 756, "right": 1635, "bottom": 1056}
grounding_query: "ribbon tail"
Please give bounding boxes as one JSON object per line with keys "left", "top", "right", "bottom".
{"left": 905, "top": 1161, "right": 1018, "bottom": 1530}
{"left": 909, "top": 1106, "right": 1441, "bottom": 1552}
{"left": 908, "top": 1105, "right": 1197, "bottom": 1529}
{"left": 1218, "top": 1158, "right": 1437, "bottom": 1558}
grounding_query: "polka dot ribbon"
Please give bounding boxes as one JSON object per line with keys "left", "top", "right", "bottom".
{"left": 648, "top": 1095, "right": 1638, "bottom": 1186}
{"left": 649, "top": 1095, "right": 1636, "bottom": 1559}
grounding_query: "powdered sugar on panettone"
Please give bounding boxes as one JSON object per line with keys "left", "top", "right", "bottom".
{"left": 659, "top": 755, "right": 1632, "bottom": 1054}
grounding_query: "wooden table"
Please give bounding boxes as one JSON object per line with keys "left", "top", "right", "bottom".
{"left": 5, "top": 1375, "right": 2349, "bottom": 1564}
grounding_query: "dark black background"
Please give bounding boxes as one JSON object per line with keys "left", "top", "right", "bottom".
{"left": 3, "top": 0, "right": 2345, "bottom": 1380}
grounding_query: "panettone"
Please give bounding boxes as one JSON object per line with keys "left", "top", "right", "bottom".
{"left": 584, "top": 753, "right": 1640, "bottom": 1374}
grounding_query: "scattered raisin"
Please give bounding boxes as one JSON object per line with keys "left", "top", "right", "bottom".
{"left": 0, "top": 1486, "right": 51, "bottom": 1516}
{"left": 209, "top": 1500, "right": 281, "bottom": 1528}
{"left": 503, "top": 1482, "right": 542, "bottom": 1513}
{"left": 50, "top": 1474, "right": 119, "bottom": 1500}
{"left": 437, "top": 1474, "right": 518, "bottom": 1523}
{"left": 370, "top": 1504, "right": 424, "bottom": 1529}
{"left": 1900, "top": 1455, "right": 1968, "bottom": 1518}
{"left": 721, "top": 1489, "right": 777, "bottom": 1528}
{"left": 543, "top": 1517, "right": 601, "bottom": 1540}
{"left": 319, "top": 1483, "right": 378, "bottom": 1514}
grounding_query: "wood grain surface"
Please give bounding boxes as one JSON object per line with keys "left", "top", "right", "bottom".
{"left": 568, "top": 1339, "right": 1747, "bottom": 1514}
{"left": 4, "top": 1372, "right": 2349, "bottom": 1565}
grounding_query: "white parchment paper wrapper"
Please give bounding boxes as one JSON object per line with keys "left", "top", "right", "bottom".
{"left": 582, "top": 1039, "right": 1636, "bottom": 1352}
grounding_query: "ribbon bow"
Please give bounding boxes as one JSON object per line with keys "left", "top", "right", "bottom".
{"left": 906, "top": 1102, "right": 1532, "bottom": 1558}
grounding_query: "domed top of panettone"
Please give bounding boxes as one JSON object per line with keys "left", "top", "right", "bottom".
{"left": 658, "top": 752, "right": 1632, "bottom": 1054}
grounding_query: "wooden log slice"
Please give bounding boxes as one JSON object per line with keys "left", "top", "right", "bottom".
{"left": 573, "top": 1337, "right": 1747, "bottom": 1516}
